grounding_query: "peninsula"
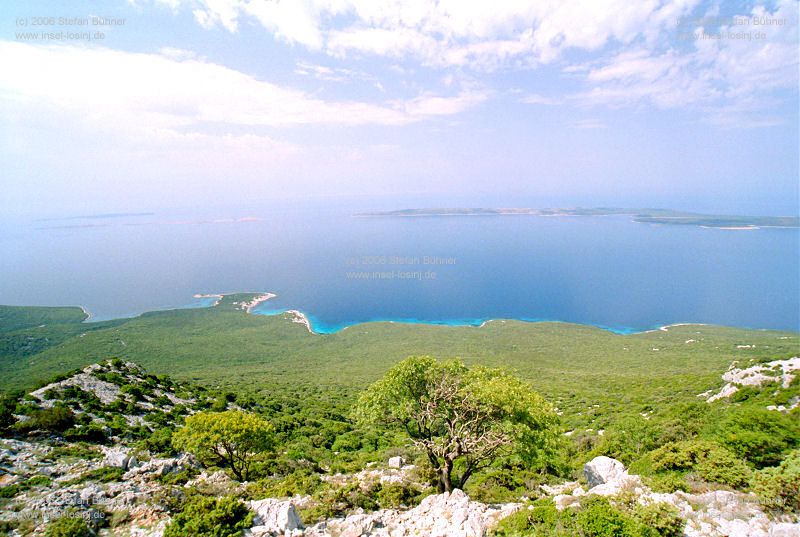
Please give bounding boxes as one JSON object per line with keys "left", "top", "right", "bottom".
{"left": 354, "top": 207, "right": 800, "bottom": 229}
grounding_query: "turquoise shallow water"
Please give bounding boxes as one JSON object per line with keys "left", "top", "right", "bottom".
{"left": 1, "top": 207, "right": 798, "bottom": 332}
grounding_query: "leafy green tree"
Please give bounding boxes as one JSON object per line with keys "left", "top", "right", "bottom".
{"left": 173, "top": 410, "right": 274, "bottom": 481}
{"left": 355, "top": 356, "right": 558, "bottom": 492}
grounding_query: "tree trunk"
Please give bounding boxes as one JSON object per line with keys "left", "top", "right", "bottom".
{"left": 440, "top": 459, "right": 454, "bottom": 493}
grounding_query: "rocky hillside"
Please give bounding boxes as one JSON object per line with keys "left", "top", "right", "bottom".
{"left": 1, "top": 360, "right": 799, "bottom": 536}
{"left": 16, "top": 359, "right": 218, "bottom": 445}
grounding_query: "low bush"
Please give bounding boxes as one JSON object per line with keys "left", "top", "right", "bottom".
{"left": 752, "top": 449, "right": 800, "bottom": 513}
{"left": 0, "top": 394, "right": 17, "bottom": 431}
{"left": 650, "top": 440, "right": 751, "bottom": 488}
{"left": 633, "top": 502, "right": 684, "bottom": 537}
{"left": 643, "top": 472, "right": 688, "bottom": 493}
{"left": 711, "top": 408, "right": 799, "bottom": 468}
{"left": 17, "top": 406, "right": 76, "bottom": 434}
{"left": 0, "top": 484, "right": 20, "bottom": 498}
{"left": 64, "top": 467, "right": 124, "bottom": 486}
{"left": 138, "top": 427, "right": 177, "bottom": 455}
{"left": 246, "top": 468, "right": 323, "bottom": 499}
{"left": 375, "top": 482, "right": 423, "bottom": 509}
{"left": 47, "top": 443, "right": 103, "bottom": 461}
{"left": 63, "top": 424, "right": 107, "bottom": 444}
{"left": 490, "top": 496, "right": 683, "bottom": 537}
{"left": 163, "top": 495, "right": 253, "bottom": 537}
{"left": 44, "top": 516, "right": 93, "bottom": 537}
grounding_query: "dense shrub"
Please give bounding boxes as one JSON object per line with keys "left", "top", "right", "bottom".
{"left": 712, "top": 408, "right": 799, "bottom": 468}
{"left": 0, "top": 484, "right": 20, "bottom": 498}
{"left": 642, "top": 472, "right": 688, "bottom": 493}
{"left": 44, "top": 516, "right": 93, "bottom": 537}
{"left": 138, "top": 427, "right": 177, "bottom": 455}
{"left": 63, "top": 424, "right": 107, "bottom": 443}
{"left": 650, "top": 440, "right": 751, "bottom": 488}
{"left": 46, "top": 443, "right": 103, "bottom": 461}
{"left": 26, "top": 475, "right": 52, "bottom": 488}
{"left": 18, "top": 406, "right": 76, "bottom": 433}
{"left": 300, "top": 482, "right": 378, "bottom": 524}
{"left": 120, "top": 384, "right": 145, "bottom": 401}
{"left": 752, "top": 449, "right": 800, "bottom": 513}
{"left": 163, "top": 495, "right": 253, "bottom": 537}
{"left": 375, "top": 482, "right": 423, "bottom": 509}
{"left": 0, "top": 394, "right": 17, "bottom": 431}
{"left": 593, "top": 417, "right": 659, "bottom": 465}
{"left": 633, "top": 502, "right": 684, "bottom": 537}
{"left": 465, "top": 467, "right": 530, "bottom": 503}
{"left": 247, "top": 468, "right": 323, "bottom": 499}
{"left": 576, "top": 496, "right": 642, "bottom": 537}
{"left": 490, "top": 496, "right": 683, "bottom": 537}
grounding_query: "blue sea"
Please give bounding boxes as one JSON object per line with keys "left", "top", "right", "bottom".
{"left": 1, "top": 205, "right": 798, "bottom": 333}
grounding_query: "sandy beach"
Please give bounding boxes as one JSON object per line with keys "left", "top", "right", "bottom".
{"left": 240, "top": 293, "right": 277, "bottom": 313}
{"left": 286, "top": 310, "right": 314, "bottom": 333}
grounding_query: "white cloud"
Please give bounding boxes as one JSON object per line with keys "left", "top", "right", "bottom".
{"left": 293, "top": 61, "right": 384, "bottom": 91}
{"left": 155, "top": 0, "right": 702, "bottom": 68}
{"left": 394, "top": 90, "right": 488, "bottom": 117}
{"left": 570, "top": 118, "right": 607, "bottom": 129}
{"left": 520, "top": 93, "right": 563, "bottom": 105}
{"left": 0, "top": 41, "right": 484, "bottom": 135}
{"left": 571, "top": 0, "right": 798, "bottom": 126}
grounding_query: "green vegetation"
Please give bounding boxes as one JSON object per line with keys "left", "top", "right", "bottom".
{"left": 0, "top": 305, "right": 88, "bottom": 333}
{"left": 355, "top": 356, "right": 558, "bottom": 492}
{"left": 64, "top": 466, "right": 124, "bottom": 486}
{"left": 712, "top": 408, "right": 800, "bottom": 468}
{"left": 491, "top": 496, "right": 684, "bottom": 537}
{"left": 173, "top": 410, "right": 275, "bottom": 481}
{"left": 43, "top": 516, "right": 93, "bottom": 537}
{"left": 163, "top": 495, "right": 253, "bottom": 537}
{"left": 752, "top": 449, "right": 800, "bottom": 513}
{"left": 0, "top": 300, "right": 799, "bottom": 529}
{"left": 2, "top": 300, "right": 796, "bottom": 436}
{"left": 16, "top": 406, "right": 76, "bottom": 434}
{"left": 649, "top": 440, "right": 751, "bottom": 488}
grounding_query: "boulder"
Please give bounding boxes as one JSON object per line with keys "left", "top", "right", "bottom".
{"left": 103, "top": 446, "right": 136, "bottom": 471}
{"left": 387, "top": 456, "right": 405, "bottom": 469}
{"left": 583, "top": 456, "right": 627, "bottom": 488}
{"left": 248, "top": 498, "right": 304, "bottom": 535}
{"left": 554, "top": 494, "right": 580, "bottom": 510}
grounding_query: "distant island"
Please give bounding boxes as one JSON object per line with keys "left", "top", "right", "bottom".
{"left": 354, "top": 207, "right": 800, "bottom": 229}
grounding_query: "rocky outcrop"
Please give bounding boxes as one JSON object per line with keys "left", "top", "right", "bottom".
{"left": 30, "top": 366, "right": 122, "bottom": 406}
{"left": 704, "top": 356, "right": 800, "bottom": 409}
{"left": 304, "top": 489, "right": 520, "bottom": 537}
{"left": 552, "top": 457, "right": 800, "bottom": 537}
{"left": 124, "top": 453, "right": 199, "bottom": 479}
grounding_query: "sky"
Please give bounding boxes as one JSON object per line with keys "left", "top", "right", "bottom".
{"left": 0, "top": 0, "right": 798, "bottom": 217}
